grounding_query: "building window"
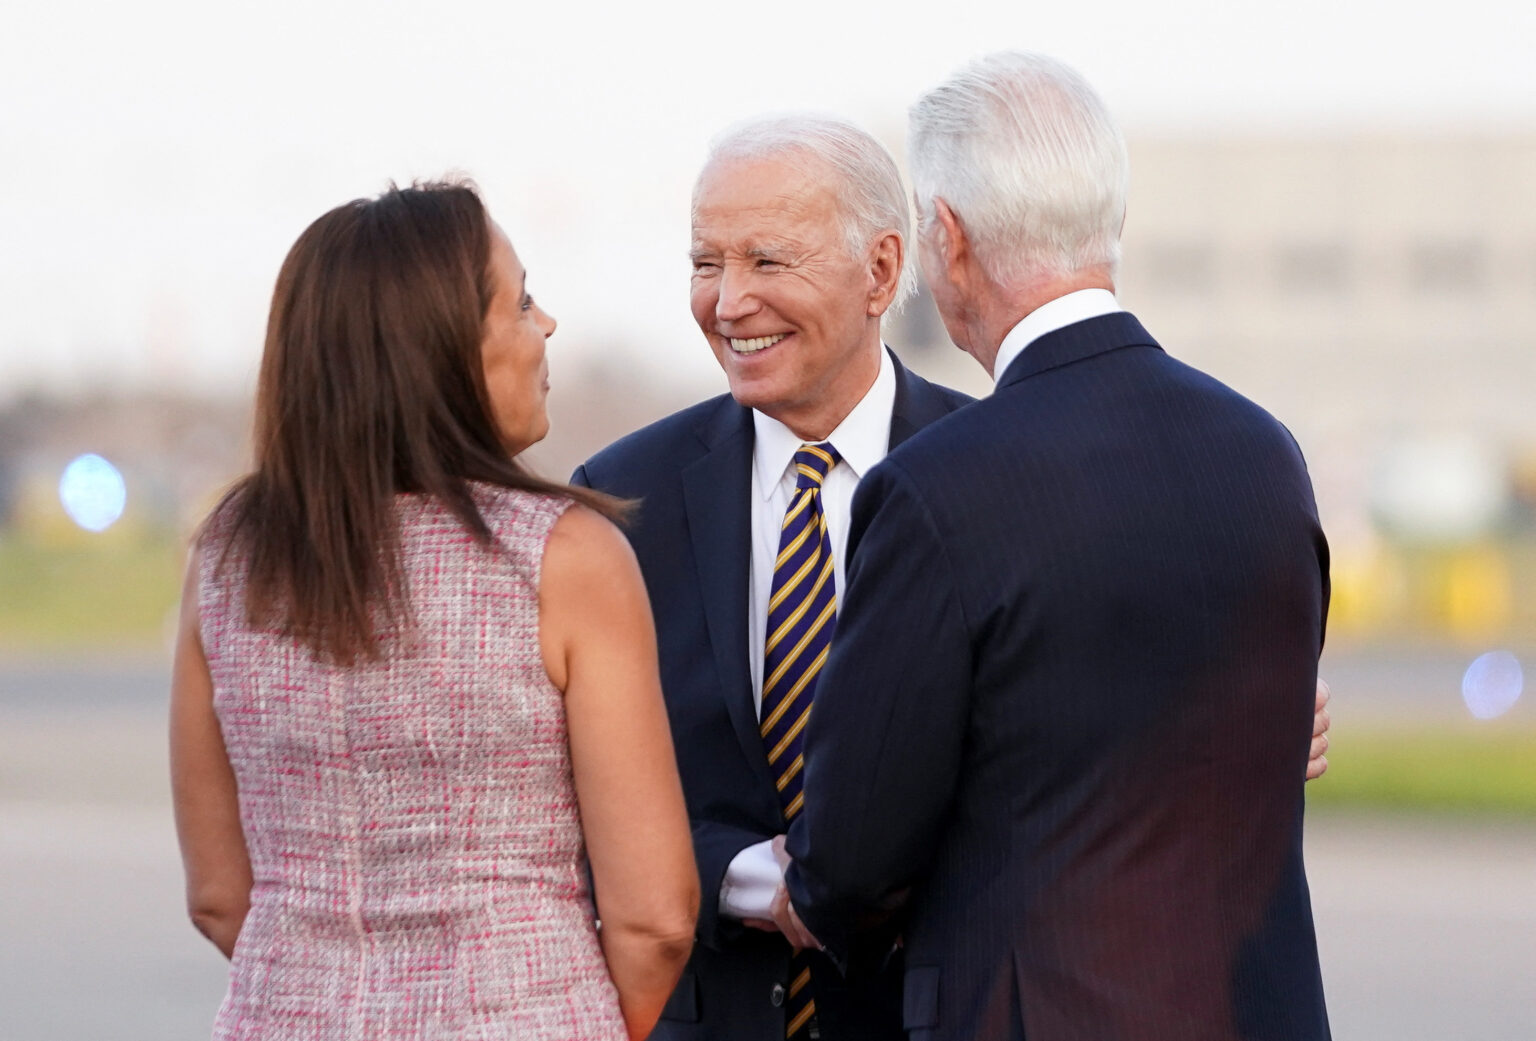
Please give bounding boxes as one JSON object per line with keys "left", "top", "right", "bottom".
{"left": 1407, "top": 239, "right": 1485, "bottom": 294}
{"left": 1139, "top": 241, "right": 1217, "bottom": 295}
{"left": 1273, "top": 241, "right": 1350, "bottom": 295}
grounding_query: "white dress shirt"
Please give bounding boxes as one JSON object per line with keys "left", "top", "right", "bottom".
{"left": 990, "top": 288, "right": 1122, "bottom": 383}
{"left": 718, "top": 347, "right": 898, "bottom": 920}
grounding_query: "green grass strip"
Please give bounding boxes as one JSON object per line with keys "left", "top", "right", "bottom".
{"left": 1308, "top": 724, "right": 1536, "bottom": 817}
{"left": 0, "top": 536, "right": 185, "bottom": 651}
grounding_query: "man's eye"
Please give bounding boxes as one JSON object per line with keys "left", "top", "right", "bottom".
{"left": 521, "top": 295, "right": 534, "bottom": 311}
{"left": 755, "top": 258, "right": 782, "bottom": 268}
{"left": 692, "top": 261, "right": 718, "bottom": 274}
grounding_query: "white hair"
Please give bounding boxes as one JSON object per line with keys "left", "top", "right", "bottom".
{"left": 695, "top": 113, "right": 917, "bottom": 306}
{"left": 907, "top": 51, "right": 1128, "bottom": 287}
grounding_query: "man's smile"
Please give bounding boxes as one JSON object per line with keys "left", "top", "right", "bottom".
{"left": 728, "top": 333, "right": 789, "bottom": 354}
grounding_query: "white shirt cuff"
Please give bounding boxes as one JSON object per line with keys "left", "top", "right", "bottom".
{"left": 718, "top": 838, "right": 784, "bottom": 920}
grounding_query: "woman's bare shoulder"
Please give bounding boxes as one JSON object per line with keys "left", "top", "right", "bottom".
{"left": 543, "top": 503, "right": 640, "bottom": 590}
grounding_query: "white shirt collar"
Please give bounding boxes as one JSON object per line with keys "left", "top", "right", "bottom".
{"left": 752, "top": 346, "right": 896, "bottom": 499}
{"left": 991, "top": 288, "right": 1122, "bottom": 384}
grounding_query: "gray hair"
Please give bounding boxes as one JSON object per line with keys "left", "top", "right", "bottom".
{"left": 694, "top": 113, "right": 917, "bottom": 306}
{"left": 907, "top": 51, "right": 1128, "bottom": 287}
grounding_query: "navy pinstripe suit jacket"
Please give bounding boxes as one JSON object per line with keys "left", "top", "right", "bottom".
{"left": 787, "top": 313, "right": 1332, "bottom": 1041}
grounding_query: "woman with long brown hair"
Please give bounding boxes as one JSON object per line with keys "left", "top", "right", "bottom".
{"left": 169, "top": 181, "right": 698, "bottom": 1040}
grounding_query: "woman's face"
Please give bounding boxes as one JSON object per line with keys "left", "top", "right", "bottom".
{"left": 481, "top": 224, "right": 557, "bottom": 454}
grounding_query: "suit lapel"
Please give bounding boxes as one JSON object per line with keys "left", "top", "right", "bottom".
{"left": 680, "top": 401, "right": 779, "bottom": 795}
{"left": 674, "top": 356, "right": 966, "bottom": 800}
{"left": 888, "top": 348, "right": 965, "bottom": 450}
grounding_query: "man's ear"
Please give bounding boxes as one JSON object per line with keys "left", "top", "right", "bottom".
{"left": 932, "top": 198, "right": 969, "bottom": 280}
{"left": 866, "top": 231, "right": 904, "bottom": 318}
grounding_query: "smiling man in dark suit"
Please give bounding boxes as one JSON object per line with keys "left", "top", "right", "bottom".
{"left": 573, "top": 115, "right": 973, "bottom": 1041}
{"left": 783, "top": 53, "right": 1333, "bottom": 1041}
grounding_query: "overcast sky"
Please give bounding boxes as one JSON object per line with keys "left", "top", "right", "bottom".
{"left": 3, "top": 0, "right": 1533, "bottom": 402}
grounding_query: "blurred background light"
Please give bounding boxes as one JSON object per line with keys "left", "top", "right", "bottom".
{"left": 1461, "top": 650, "right": 1524, "bottom": 720}
{"left": 1370, "top": 435, "right": 1508, "bottom": 543}
{"left": 58, "top": 453, "right": 127, "bottom": 532}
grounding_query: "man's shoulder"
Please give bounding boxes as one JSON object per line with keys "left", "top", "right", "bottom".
{"left": 894, "top": 355, "right": 977, "bottom": 417}
{"left": 577, "top": 392, "right": 742, "bottom": 491}
{"left": 890, "top": 381, "right": 993, "bottom": 461}
{"left": 885, "top": 355, "right": 977, "bottom": 466}
{"left": 1119, "top": 338, "right": 1306, "bottom": 460}
{"left": 883, "top": 334, "right": 1308, "bottom": 493}
{"left": 913, "top": 374, "right": 976, "bottom": 414}
{"left": 861, "top": 377, "right": 1023, "bottom": 518}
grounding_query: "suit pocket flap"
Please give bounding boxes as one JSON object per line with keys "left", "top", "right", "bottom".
{"left": 659, "top": 969, "right": 701, "bottom": 1022}
{"left": 903, "top": 964, "right": 941, "bottom": 1029}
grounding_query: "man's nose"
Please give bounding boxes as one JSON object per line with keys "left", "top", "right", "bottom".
{"left": 715, "top": 267, "right": 758, "bottom": 322}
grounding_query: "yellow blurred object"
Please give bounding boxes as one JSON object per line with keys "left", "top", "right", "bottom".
{"left": 1443, "top": 546, "right": 1513, "bottom": 641}
{"left": 1328, "top": 547, "right": 1408, "bottom": 636}
{"left": 1327, "top": 539, "right": 1531, "bottom": 645}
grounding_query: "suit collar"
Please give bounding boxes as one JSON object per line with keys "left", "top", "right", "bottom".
{"left": 991, "top": 288, "right": 1121, "bottom": 385}
{"left": 691, "top": 391, "right": 754, "bottom": 452}
{"left": 750, "top": 346, "right": 898, "bottom": 495}
{"left": 996, "top": 311, "right": 1161, "bottom": 389}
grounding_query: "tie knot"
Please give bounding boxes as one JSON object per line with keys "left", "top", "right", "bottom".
{"left": 793, "top": 442, "right": 840, "bottom": 490}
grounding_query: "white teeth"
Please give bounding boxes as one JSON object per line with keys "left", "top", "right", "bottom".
{"left": 728, "top": 333, "right": 787, "bottom": 353}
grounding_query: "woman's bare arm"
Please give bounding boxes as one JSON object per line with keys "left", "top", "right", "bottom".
{"left": 169, "top": 548, "right": 252, "bottom": 959}
{"left": 541, "top": 506, "right": 699, "bottom": 1039}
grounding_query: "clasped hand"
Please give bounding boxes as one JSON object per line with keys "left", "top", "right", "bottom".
{"left": 741, "top": 835, "right": 822, "bottom": 950}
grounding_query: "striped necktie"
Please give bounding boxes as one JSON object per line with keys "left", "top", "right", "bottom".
{"left": 761, "top": 441, "right": 840, "bottom": 1041}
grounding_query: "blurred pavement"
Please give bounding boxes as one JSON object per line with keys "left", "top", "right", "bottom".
{"left": 2, "top": 660, "right": 1533, "bottom": 1039}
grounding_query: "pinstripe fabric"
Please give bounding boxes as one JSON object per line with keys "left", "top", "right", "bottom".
{"left": 197, "top": 486, "right": 626, "bottom": 1041}
{"left": 787, "top": 313, "right": 1332, "bottom": 1041}
{"left": 762, "top": 442, "right": 840, "bottom": 1040}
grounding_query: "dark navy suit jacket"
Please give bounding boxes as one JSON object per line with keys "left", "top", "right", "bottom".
{"left": 573, "top": 351, "right": 973, "bottom": 1041}
{"left": 787, "top": 314, "right": 1332, "bottom": 1041}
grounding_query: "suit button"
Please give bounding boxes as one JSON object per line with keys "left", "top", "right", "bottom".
{"left": 770, "top": 983, "right": 785, "bottom": 1007}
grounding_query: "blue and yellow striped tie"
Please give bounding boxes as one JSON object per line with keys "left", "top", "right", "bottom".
{"left": 762, "top": 441, "right": 840, "bottom": 1041}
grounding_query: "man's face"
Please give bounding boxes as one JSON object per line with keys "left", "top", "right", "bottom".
{"left": 690, "top": 155, "right": 881, "bottom": 438}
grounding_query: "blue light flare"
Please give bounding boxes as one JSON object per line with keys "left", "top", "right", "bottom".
{"left": 58, "top": 454, "right": 127, "bottom": 532}
{"left": 1461, "top": 651, "right": 1524, "bottom": 720}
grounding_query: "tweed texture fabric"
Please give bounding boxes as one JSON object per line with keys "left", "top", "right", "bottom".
{"left": 198, "top": 486, "right": 625, "bottom": 1040}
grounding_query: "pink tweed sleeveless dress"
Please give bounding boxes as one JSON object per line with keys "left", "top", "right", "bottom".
{"left": 197, "top": 487, "right": 627, "bottom": 1040}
